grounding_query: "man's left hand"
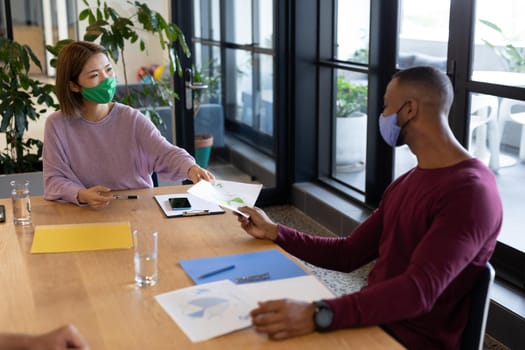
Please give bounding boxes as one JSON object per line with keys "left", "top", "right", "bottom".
{"left": 250, "top": 299, "right": 316, "bottom": 340}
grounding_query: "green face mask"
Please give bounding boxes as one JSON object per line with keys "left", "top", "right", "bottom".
{"left": 81, "top": 77, "right": 116, "bottom": 104}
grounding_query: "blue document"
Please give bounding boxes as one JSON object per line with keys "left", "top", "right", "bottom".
{"left": 179, "top": 249, "right": 307, "bottom": 285}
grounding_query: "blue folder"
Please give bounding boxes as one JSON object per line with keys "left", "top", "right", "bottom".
{"left": 179, "top": 249, "right": 307, "bottom": 285}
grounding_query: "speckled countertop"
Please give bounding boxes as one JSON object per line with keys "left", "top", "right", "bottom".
{"left": 264, "top": 205, "right": 371, "bottom": 296}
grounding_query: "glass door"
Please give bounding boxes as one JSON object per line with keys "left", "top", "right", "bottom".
{"left": 174, "top": 0, "right": 282, "bottom": 204}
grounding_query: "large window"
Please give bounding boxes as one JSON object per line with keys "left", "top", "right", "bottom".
{"left": 190, "top": 0, "right": 280, "bottom": 199}
{"left": 194, "top": 0, "right": 275, "bottom": 153}
{"left": 324, "top": 0, "right": 370, "bottom": 198}
{"left": 469, "top": 1, "right": 525, "bottom": 255}
{"left": 316, "top": 0, "right": 525, "bottom": 289}
{"left": 394, "top": 0, "right": 450, "bottom": 177}
{"left": 2, "top": 1, "right": 78, "bottom": 76}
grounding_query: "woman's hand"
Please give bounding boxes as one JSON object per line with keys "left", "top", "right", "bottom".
{"left": 236, "top": 206, "right": 279, "bottom": 241}
{"left": 187, "top": 165, "right": 215, "bottom": 183}
{"left": 77, "top": 186, "right": 113, "bottom": 209}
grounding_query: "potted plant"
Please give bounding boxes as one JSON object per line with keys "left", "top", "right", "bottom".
{"left": 191, "top": 62, "right": 223, "bottom": 169}
{"left": 335, "top": 75, "right": 368, "bottom": 170}
{"left": 0, "top": 37, "right": 57, "bottom": 196}
{"left": 192, "top": 60, "right": 222, "bottom": 113}
{"left": 47, "top": 0, "right": 191, "bottom": 137}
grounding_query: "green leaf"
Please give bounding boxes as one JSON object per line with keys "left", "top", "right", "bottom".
{"left": 107, "top": 5, "right": 119, "bottom": 21}
{"left": 25, "top": 44, "right": 43, "bottom": 72}
{"left": 79, "top": 9, "right": 91, "bottom": 20}
{"left": 479, "top": 19, "right": 503, "bottom": 33}
{"left": 96, "top": 8, "right": 104, "bottom": 21}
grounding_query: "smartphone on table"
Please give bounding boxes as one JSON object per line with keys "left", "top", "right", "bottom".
{"left": 168, "top": 197, "right": 192, "bottom": 210}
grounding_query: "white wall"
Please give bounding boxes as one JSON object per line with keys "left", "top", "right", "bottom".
{"left": 78, "top": 0, "right": 171, "bottom": 84}
{"left": 0, "top": 1, "right": 173, "bottom": 159}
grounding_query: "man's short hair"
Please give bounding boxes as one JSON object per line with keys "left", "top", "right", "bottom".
{"left": 393, "top": 66, "right": 454, "bottom": 113}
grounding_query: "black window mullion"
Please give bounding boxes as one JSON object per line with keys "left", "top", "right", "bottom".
{"left": 317, "top": 0, "right": 334, "bottom": 180}
{"left": 365, "top": 0, "right": 398, "bottom": 206}
{"left": 447, "top": 0, "right": 474, "bottom": 146}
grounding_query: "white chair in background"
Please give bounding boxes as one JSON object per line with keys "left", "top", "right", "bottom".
{"left": 469, "top": 94, "right": 500, "bottom": 170}
{"left": 499, "top": 98, "right": 525, "bottom": 163}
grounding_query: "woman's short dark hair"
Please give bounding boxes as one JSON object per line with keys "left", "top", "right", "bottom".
{"left": 55, "top": 41, "right": 108, "bottom": 118}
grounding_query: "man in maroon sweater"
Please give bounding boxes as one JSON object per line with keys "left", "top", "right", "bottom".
{"left": 237, "top": 66, "right": 502, "bottom": 349}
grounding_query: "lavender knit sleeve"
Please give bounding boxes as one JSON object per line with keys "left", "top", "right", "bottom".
{"left": 42, "top": 113, "right": 85, "bottom": 204}
{"left": 133, "top": 112, "right": 196, "bottom": 182}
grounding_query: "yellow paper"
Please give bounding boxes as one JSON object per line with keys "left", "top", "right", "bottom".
{"left": 31, "top": 222, "right": 132, "bottom": 254}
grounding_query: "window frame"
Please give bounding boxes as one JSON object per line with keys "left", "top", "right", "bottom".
{"left": 312, "top": 0, "right": 525, "bottom": 290}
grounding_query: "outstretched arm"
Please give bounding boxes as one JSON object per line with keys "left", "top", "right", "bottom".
{"left": 0, "top": 324, "right": 89, "bottom": 350}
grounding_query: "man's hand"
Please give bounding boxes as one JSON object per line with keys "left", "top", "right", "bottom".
{"left": 236, "top": 206, "right": 279, "bottom": 241}
{"left": 77, "top": 186, "right": 113, "bottom": 209}
{"left": 26, "top": 324, "right": 90, "bottom": 350}
{"left": 187, "top": 165, "right": 215, "bottom": 183}
{"left": 250, "top": 299, "right": 316, "bottom": 340}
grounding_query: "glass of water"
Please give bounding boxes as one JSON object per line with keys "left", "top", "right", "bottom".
{"left": 10, "top": 180, "right": 31, "bottom": 225}
{"left": 133, "top": 230, "right": 158, "bottom": 287}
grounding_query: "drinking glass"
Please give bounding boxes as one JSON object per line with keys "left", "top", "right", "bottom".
{"left": 133, "top": 230, "right": 158, "bottom": 287}
{"left": 10, "top": 180, "right": 31, "bottom": 225}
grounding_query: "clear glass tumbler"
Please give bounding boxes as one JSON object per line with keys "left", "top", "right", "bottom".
{"left": 133, "top": 230, "right": 158, "bottom": 287}
{"left": 10, "top": 180, "right": 31, "bottom": 225}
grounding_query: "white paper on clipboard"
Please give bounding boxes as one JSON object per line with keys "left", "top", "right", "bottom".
{"left": 154, "top": 193, "right": 225, "bottom": 218}
{"left": 187, "top": 180, "right": 262, "bottom": 218}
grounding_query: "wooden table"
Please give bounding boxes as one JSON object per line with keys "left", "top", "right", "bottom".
{"left": 0, "top": 186, "right": 403, "bottom": 349}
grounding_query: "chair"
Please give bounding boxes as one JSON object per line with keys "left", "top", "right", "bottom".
{"left": 499, "top": 98, "right": 525, "bottom": 163}
{"left": 460, "top": 262, "right": 496, "bottom": 350}
{"left": 468, "top": 94, "right": 500, "bottom": 170}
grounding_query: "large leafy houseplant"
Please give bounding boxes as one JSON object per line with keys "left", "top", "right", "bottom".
{"left": 47, "top": 0, "right": 191, "bottom": 129}
{"left": 0, "top": 37, "right": 57, "bottom": 174}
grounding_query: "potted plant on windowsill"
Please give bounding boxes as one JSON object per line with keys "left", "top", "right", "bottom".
{"left": 0, "top": 37, "right": 57, "bottom": 196}
{"left": 191, "top": 62, "right": 222, "bottom": 169}
{"left": 336, "top": 75, "right": 368, "bottom": 171}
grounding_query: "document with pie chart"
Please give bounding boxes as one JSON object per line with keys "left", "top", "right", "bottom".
{"left": 155, "top": 280, "right": 257, "bottom": 342}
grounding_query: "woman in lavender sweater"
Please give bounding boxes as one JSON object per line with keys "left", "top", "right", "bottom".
{"left": 43, "top": 41, "right": 213, "bottom": 208}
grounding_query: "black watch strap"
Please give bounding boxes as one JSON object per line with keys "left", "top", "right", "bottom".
{"left": 313, "top": 300, "right": 334, "bottom": 332}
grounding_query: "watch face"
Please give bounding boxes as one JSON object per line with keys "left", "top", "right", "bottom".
{"left": 314, "top": 302, "right": 333, "bottom": 331}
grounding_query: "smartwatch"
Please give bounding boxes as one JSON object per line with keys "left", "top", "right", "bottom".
{"left": 313, "top": 300, "right": 334, "bottom": 332}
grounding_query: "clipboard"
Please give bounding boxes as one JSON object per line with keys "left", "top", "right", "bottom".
{"left": 179, "top": 249, "right": 308, "bottom": 285}
{"left": 154, "top": 193, "right": 225, "bottom": 218}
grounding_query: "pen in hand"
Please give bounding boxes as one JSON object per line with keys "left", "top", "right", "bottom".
{"left": 198, "top": 265, "right": 235, "bottom": 279}
{"left": 182, "top": 210, "right": 210, "bottom": 216}
{"left": 113, "top": 194, "right": 139, "bottom": 199}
